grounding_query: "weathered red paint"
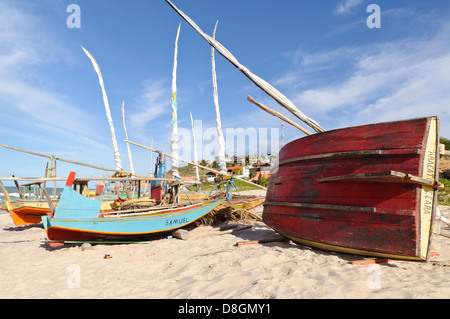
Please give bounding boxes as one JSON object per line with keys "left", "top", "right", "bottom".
{"left": 263, "top": 117, "right": 439, "bottom": 260}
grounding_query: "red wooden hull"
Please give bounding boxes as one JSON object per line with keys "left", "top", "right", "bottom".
{"left": 263, "top": 117, "right": 440, "bottom": 260}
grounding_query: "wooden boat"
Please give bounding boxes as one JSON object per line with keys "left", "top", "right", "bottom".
{"left": 0, "top": 181, "right": 54, "bottom": 225}
{"left": 0, "top": 181, "right": 56, "bottom": 225}
{"left": 42, "top": 172, "right": 224, "bottom": 243}
{"left": 5, "top": 201, "right": 56, "bottom": 226}
{"left": 263, "top": 117, "right": 440, "bottom": 261}
{"left": 0, "top": 176, "right": 162, "bottom": 226}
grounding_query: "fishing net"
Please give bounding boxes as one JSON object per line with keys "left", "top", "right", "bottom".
{"left": 198, "top": 197, "right": 263, "bottom": 226}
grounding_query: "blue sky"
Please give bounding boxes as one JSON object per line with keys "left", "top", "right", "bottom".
{"left": 1, "top": 0, "right": 450, "bottom": 184}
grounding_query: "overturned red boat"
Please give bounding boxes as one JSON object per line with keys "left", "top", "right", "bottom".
{"left": 263, "top": 117, "right": 440, "bottom": 261}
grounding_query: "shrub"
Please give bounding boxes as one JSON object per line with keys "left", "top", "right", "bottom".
{"left": 440, "top": 137, "right": 450, "bottom": 150}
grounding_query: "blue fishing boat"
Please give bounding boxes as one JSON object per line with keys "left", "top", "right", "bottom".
{"left": 42, "top": 172, "right": 224, "bottom": 243}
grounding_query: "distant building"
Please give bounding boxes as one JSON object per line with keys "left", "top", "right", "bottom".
{"left": 249, "top": 162, "right": 271, "bottom": 183}
{"left": 236, "top": 156, "right": 246, "bottom": 165}
{"left": 259, "top": 163, "right": 271, "bottom": 173}
{"left": 227, "top": 165, "right": 243, "bottom": 176}
{"left": 248, "top": 155, "right": 258, "bottom": 164}
{"left": 203, "top": 171, "right": 217, "bottom": 182}
{"left": 226, "top": 165, "right": 249, "bottom": 178}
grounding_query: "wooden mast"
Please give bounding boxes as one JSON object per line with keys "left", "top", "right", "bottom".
{"left": 211, "top": 20, "right": 227, "bottom": 174}
{"left": 121, "top": 99, "right": 135, "bottom": 175}
{"left": 82, "top": 46, "right": 123, "bottom": 172}
{"left": 247, "top": 95, "right": 312, "bottom": 136}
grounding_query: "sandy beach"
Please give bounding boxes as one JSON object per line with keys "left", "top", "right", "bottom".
{"left": 0, "top": 190, "right": 449, "bottom": 299}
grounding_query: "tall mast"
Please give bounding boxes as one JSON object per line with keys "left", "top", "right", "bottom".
{"left": 190, "top": 112, "right": 200, "bottom": 182}
{"left": 211, "top": 21, "right": 227, "bottom": 174}
{"left": 121, "top": 99, "right": 135, "bottom": 175}
{"left": 170, "top": 22, "right": 181, "bottom": 179}
{"left": 81, "top": 46, "right": 122, "bottom": 172}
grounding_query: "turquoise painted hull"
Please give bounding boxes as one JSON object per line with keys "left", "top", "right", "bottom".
{"left": 41, "top": 172, "right": 224, "bottom": 242}
{"left": 42, "top": 200, "right": 223, "bottom": 242}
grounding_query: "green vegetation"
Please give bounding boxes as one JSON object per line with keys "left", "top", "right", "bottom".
{"left": 188, "top": 178, "right": 261, "bottom": 192}
{"left": 438, "top": 137, "right": 450, "bottom": 205}
{"left": 236, "top": 179, "right": 262, "bottom": 190}
{"left": 259, "top": 177, "right": 269, "bottom": 188}
{"left": 440, "top": 137, "right": 450, "bottom": 150}
{"left": 178, "top": 164, "right": 209, "bottom": 176}
{"left": 438, "top": 178, "right": 450, "bottom": 206}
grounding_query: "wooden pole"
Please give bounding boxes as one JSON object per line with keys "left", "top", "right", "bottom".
{"left": 0, "top": 180, "right": 13, "bottom": 211}
{"left": 0, "top": 176, "right": 185, "bottom": 182}
{"left": 12, "top": 175, "right": 23, "bottom": 199}
{"left": 125, "top": 139, "right": 267, "bottom": 191}
{"left": 172, "top": 229, "right": 190, "bottom": 240}
{"left": 247, "top": 95, "right": 312, "bottom": 136}
{"left": 41, "top": 186, "right": 56, "bottom": 214}
{"left": 0, "top": 144, "right": 118, "bottom": 172}
{"left": 0, "top": 144, "right": 185, "bottom": 183}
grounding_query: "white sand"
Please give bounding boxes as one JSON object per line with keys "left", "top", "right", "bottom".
{"left": 0, "top": 193, "right": 449, "bottom": 299}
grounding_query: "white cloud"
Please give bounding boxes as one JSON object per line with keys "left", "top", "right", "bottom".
{"left": 354, "top": 54, "right": 450, "bottom": 123}
{"left": 0, "top": 2, "right": 124, "bottom": 178}
{"left": 335, "top": 0, "right": 365, "bottom": 15}
{"left": 128, "top": 78, "right": 170, "bottom": 131}
{"left": 0, "top": 77, "right": 91, "bottom": 131}
{"left": 277, "top": 17, "right": 450, "bottom": 138}
{"left": 0, "top": 2, "right": 94, "bottom": 137}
